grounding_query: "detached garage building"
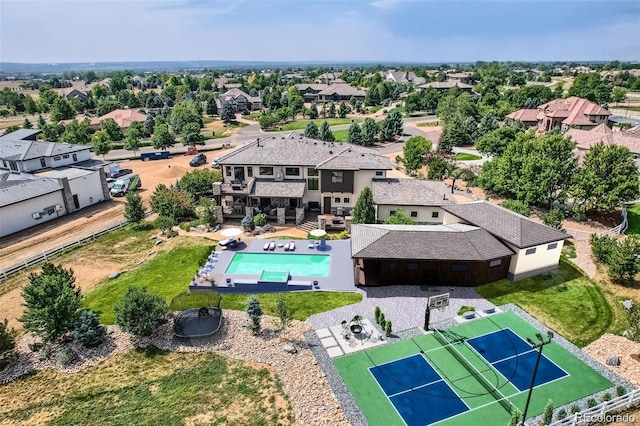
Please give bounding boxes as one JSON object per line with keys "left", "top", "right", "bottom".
{"left": 352, "top": 201, "right": 570, "bottom": 287}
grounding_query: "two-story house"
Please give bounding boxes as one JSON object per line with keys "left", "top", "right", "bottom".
{"left": 218, "top": 88, "right": 262, "bottom": 113}
{"left": 213, "top": 135, "right": 392, "bottom": 222}
{"left": 507, "top": 96, "right": 611, "bottom": 131}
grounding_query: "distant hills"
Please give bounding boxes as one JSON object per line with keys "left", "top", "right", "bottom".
{"left": 0, "top": 60, "right": 436, "bottom": 74}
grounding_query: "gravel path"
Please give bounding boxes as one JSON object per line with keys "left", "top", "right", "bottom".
{"left": 307, "top": 286, "right": 495, "bottom": 331}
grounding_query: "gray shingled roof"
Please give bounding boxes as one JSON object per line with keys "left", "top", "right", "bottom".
{"left": 351, "top": 224, "right": 514, "bottom": 261}
{"left": 218, "top": 136, "right": 392, "bottom": 170}
{"left": 372, "top": 179, "right": 456, "bottom": 206}
{"left": 317, "top": 84, "right": 365, "bottom": 97}
{"left": 443, "top": 201, "right": 570, "bottom": 249}
{"left": 0, "top": 129, "right": 41, "bottom": 141}
{"left": 251, "top": 180, "right": 306, "bottom": 198}
{"left": 419, "top": 81, "right": 474, "bottom": 90}
{"left": 0, "top": 139, "right": 90, "bottom": 161}
{"left": 294, "top": 83, "right": 329, "bottom": 91}
{"left": 0, "top": 178, "right": 63, "bottom": 207}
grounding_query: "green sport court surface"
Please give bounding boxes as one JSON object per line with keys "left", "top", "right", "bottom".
{"left": 333, "top": 312, "right": 612, "bottom": 426}
{"left": 225, "top": 252, "right": 330, "bottom": 276}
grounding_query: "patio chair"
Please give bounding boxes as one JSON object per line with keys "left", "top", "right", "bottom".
{"left": 263, "top": 242, "right": 270, "bottom": 251}
{"left": 289, "top": 242, "right": 295, "bottom": 251}
{"left": 308, "top": 240, "right": 315, "bottom": 249}
{"left": 284, "top": 244, "right": 289, "bottom": 251}
{"left": 269, "top": 241, "right": 276, "bottom": 251}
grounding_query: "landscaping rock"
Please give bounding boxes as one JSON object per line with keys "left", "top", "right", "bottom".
{"left": 283, "top": 342, "right": 297, "bottom": 354}
{"left": 622, "top": 299, "right": 634, "bottom": 310}
{"left": 149, "top": 235, "right": 157, "bottom": 240}
{"left": 606, "top": 356, "right": 620, "bottom": 366}
{"left": 108, "top": 272, "right": 121, "bottom": 280}
{"left": 155, "top": 240, "right": 162, "bottom": 246}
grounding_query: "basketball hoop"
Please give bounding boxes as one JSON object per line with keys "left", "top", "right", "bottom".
{"left": 429, "top": 293, "right": 450, "bottom": 313}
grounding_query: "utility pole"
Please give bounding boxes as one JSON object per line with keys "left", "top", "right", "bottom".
{"left": 520, "top": 331, "right": 554, "bottom": 426}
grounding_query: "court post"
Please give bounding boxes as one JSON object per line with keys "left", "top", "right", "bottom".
{"left": 520, "top": 331, "right": 554, "bottom": 426}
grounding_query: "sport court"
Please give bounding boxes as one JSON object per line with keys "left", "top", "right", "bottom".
{"left": 334, "top": 312, "right": 612, "bottom": 426}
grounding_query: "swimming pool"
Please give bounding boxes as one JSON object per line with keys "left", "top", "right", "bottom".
{"left": 226, "top": 253, "right": 330, "bottom": 277}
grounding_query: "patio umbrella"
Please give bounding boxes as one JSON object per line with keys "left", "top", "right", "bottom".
{"left": 309, "top": 229, "right": 327, "bottom": 239}
{"left": 220, "top": 227, "right": 243, "bottom": 238}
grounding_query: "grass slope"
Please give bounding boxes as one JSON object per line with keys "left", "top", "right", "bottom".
{"left": 277, "top": 118, "right": 353, "bottom": 131}
{"left": 625, "top": 203, "right": 640, "bottom": 235}
{"left": 454, "top": 152, "right": 482, "bottom": 161}
{"left": 332, "top": 129, "right": 348, "bottom": 142}
{"left": 0, "top": 347, "right": 292, "bottom": 426}
{"left": 85, "top": 244, "right": 214, "bottom": 324}
{"left": 170, "top": 291, "right": 363, "bottom": 321}
{"left": 476, "top": 258, "right": 625, "bottom": 347}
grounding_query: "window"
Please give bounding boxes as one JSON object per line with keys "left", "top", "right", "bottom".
{"left": 62, "top": 154, "right": 69, "bottom": 159}
{"left": 525, "top": 248, "right": 537, "bottom": 255}
{"left": 2, "top": 160, "right": 7, "bottom": 168}
{"left": 259, "top": 166, "right": 274, "bottom": 175}
{"left": 547, "top": 243, "right": 558, "bottom": 250}
{"left": 285, "top": 167, "right": 300, "bottom": 176}
{"left": 451, "top": 264, "right": 468, "bottom": 272}
{"left": 343, "top": 197, "right": 350, "bottom": 204}
{"left": 53, "top": 156, "right": 61, "bottom": 161}
{"left": 389, "top": 262, "right": 397, "bottom": 270}
{"left": 331, "top": 171, "right": 343, "bottom": 183}
{"left": 9, "top": 161, "right": 17, "bottom": 172}
{"left": 407, "top": 263, "right": 419, "bottom": 271}
{"left": 40, "top": 158, "right": 46, "bottom": 168}
{"left": 225, "top": 166, "right": 232, "bottom": 177}
{"left": 307, "top": 168, "right": 319, "bottom": 176}
{"left": 307, "top": 178, "right": 319, "bottom": 190}
{"left": 410, "top": 211, "right": 418, "bottom": 218}
{"left": 72, "top": 154, "right": 77, "bottom": 162}
{"left": 375, "top": 170, "right": 384, "bottom": 177}
{"left": 489, "top": 259, "right": 502, "bottom": 268}
{"left": 247, "top": 167, "right": 253, "bottom": 177}
{"left": 334, "top": 197, "right": 341, "bottom": 203}
{"left": 431, "top": 211, "right": 439, "bottom": 218}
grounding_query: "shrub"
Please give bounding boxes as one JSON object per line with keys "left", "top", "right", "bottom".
{"left": 556, "top": 408, "right": 567, "bottom": 420}
{"left": 374, "top": 306, "right": 381, "bottom": 324}
{"left": 608, "top": 236, "right": 640, "bottom": 283}
{"left": 501, "top": 200, "right": 530, "bottom": 217}
{"left": 329, "top": 230, "right": 350, "bottom": 240}
{"left": 570, "top": 403, "right": 580, "bottom": 414}
{"left": 508, "top": 410, "right": 522, "bottom": 426}
{"left": 20, "top": 263, "right": 83, "bottom": 343}
{"left": 543, "top": 208, "right": 565, "bottom": 231}
{"left": 274, "top": 296, "right": 291, "bottom": 331}
{"left": 254, "top": 213, "right": 267, "bottom": 227}
{"left": 542, "top": 400, "right": 554, "bottom": 425}
{"left": 246, "top": 296, "right": 262, "bottom": 335}
{"left": 124, "top": 191, "right": 145, "bottom": 226}
{"left": 74, "top": 310, "right": 106, "bottom": 347}
{"left": 601, "top": 392, "right": 612, "bottom": 402}
{"left": 385, "top": 321, "right": 393, "bottom": 337}
{"left": 114, "top": 287, "right": 168, "bottom": 337}
{"left": 39, "top": 344, "right": 51, "bottom": 361}
{"left": 60, "top": 347, "right": 78, "bottom": 366}
{"left": 0, "top": 319, "right": 16, "bottom": 354}
{"left": 154, "top": 215, "right": 175, "bottom": 235}
{"left": 241, "top": 215, "right": 255, "bottom": 232}
{"left": 590, "top": 234, "right": 617, "bottom": 264}
{"left": 587, "top": 398, "right": 597, "bottom": 408}
{"left": 616, "top": 385, "right": 627, "bottom": 397}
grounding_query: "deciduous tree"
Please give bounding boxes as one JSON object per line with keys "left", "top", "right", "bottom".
{"left": 403, "top": 136, "right": 432, "bottom": 173}
{"left": 151, "top": 123, "right": 175, "bottom": 150}
{"left": 180, "top": 122, "right": 205, "bottom": 147}
{"left": 100, "top": 117, "right": 123, "bottom": 141}
{"left": 124, "top": 191, "right": 145, "bottom": 226}
{"left": 114, "top": 287, "right": 168, "bottom": 337}
{"left": 91, "top": 130, "right": 112, "bottom": 159}
{"left": 383, "top": 209, "right": 417, "bottom": 225}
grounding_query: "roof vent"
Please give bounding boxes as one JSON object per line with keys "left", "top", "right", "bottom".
{"left": 329, "top": 150, "right": 333, "bottom": 154}
{"left": 361, "top": 153, "right": 365, "bottom": 157}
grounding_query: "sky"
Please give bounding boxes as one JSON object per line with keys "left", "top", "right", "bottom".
{"left": 0, "top": 0, "right": 639, "bottom": 64}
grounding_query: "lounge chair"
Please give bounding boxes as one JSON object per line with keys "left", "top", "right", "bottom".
{"left": 263, "top": 242, "right": 270, "bottom": 251}
{"left": 308, "top": 240, "right": 315, "bottom": 249}
{"left": 284, "top": 243, "right": 289, "bottom": 251}
{"left": 289, "top": 242, "right": 295, "bottom": 251}
{"left": 269, "top": 241, "right": 276, "bottom": 251}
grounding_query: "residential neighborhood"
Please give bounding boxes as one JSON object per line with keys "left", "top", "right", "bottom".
{"left": 1, "top": 1, "right": 640, "bottom": 426}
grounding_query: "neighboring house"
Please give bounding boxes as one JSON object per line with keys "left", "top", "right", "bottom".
{"left": 218, "top": 88, "right": 262, "bottom": 113}
{"left": 0, "top": 129, "right": 110, "bottom": 237}
{"left": 315, "top": 72, "right": 341, "bottom": 85}
{"left": 446, "top": 72, "right": 474, "bottom": 84}
{"left": 213, "top": 135, "right": 392, "bottom": 219}
{"left": 282, "top": 73, "right": 306, "bottom": 84}
{"left": 566, "top": 124, "right": 640, "bottom": 165}
{"left": 508, "top": 97, "right": 611, "bottom": 132}
{"left": 295, "top": 84, "right": 330, "bottom": 103}
{"left": 317, "top": 84, "right": 366, "bottom": 102}
{"left": 61, "top": 87, "right": 90, "bottom": 101}
{"left": 351, "top": 223, "right": 514, "bottom": 287}
{"left": 98, "top": 109, "right": 147, "bottom": 130}
{"left": 419, "top": 81, "right": 475, "bottom": 93}
{"left": 505, "top": 109, "right": 540, "bottom": 128}
{"left": 442, "top": 201, "right": 569, "bottom": 281}
{"left": 385, "top": 71, "right": 426, "bottom": 85}
{"left": 372, "top": 178, "right": 456, "bottom": 223}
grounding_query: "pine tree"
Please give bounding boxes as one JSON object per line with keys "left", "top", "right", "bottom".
{"left": 309, "top": 103, "right": 319, "bottom": 119}
{"left": 328, "top": 102, "right": 336, "bottom": 118}
{"left": 124, "top": 192, "right": 145, "bottom": 226}
{"left": 361, "top": 118, "right": 378, "bottom": 146}
{"left": 275, "top": 296, "right": 292, "bottom": 330}
{"left": 37, "top": 114, "right": 46, "bottom": 128}
{"left": 74, "top": 310, "right": 106, "bottom": 347}
{"left": 144, "top": 114, "right": 156, "bottom": 135}
{"left": 319, "top": 120, "right": 335, "bottom": 142}
{"left": 206, "top": 99, "right": 218, "bottom": 116}
{"left": 338, "top": 102, "right": 349, "bottom": 118}
{"left": 22, "top": 118, "right": 32, "bottom": 129}
{"left": 246, "top": 296, "right": 263, "bottom": 335}
{"left": 304, "top": 121, "right": 320, "bottom": 139}
{"left": 542, "top": 400, "right": 554, "bottom": 425}
{"left": 347, "top": 122, "right": 363, "bottom": 145}
{"left": 352, "top": 187, "right": 375, "bottom": 224}
{"left": 220, "top": 102, "right": 236, "bottom": 122}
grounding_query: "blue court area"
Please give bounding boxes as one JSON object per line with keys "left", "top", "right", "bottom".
{"left": 467, "top": 329, "right": 568, "bottom": 391}
{"left": 369, "top": 354, "right": 468, "bottom": 426}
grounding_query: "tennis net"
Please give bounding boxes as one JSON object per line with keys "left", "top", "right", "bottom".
{"left": 433, "top": 329, "right": 515, "bottom": 414}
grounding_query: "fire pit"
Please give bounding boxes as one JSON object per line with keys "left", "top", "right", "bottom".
{"left": 350, "top": 324, "right": 363, "bottom": 335}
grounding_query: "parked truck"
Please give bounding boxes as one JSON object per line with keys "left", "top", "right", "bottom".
{"left": 110, "top": 174, "right": 141, "bottom": 197}
{"left": 140, "top": 151, "right": 171, "bottom": 161}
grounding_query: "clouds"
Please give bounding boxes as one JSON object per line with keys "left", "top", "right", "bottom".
{"left": 0, "top": 0, "right": 638, "bottom": 63}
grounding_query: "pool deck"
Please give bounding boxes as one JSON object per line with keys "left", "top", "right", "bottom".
{"left": 189, "top": 239, "right": 357, "bottom": 294}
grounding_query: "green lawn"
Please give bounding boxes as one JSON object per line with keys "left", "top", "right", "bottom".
{"left": 334, "top": 312, "right": 613, "bottom": 426}
{"left": 417, "top": 120, "right": 440, "bottom": 127}
{"left": 0, "top": 347, "right": 292, "bottom": 425}
{"left": 276, "top": 118, "right": 354, "bottom": 131}
{"left": 169, "top": 291, "right": 362, "bottom": 321}
{"left": 369, "top": 105, "right": 384, "bottom": 113}
{"left": 476, "top": 258, "right": 626, "bottom": 347}
{"left": 85, "top": 244, "right": 214, "bottom": 324}
{"left": 454, "top": 152, "right": 482, "bottom": 161}
{"left": 625, "top": 203, "right": 640, "bottom": 235}
{"left": 202, "top": 116, "right": 219, "bottom": 124}
{"left": 332, "top": 129, "right": 349, "bottom": 142}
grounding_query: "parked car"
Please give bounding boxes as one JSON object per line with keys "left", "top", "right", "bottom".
{"left": 107, "top": 168, "right": 133, "bottom": 183}
{"left": 219, "top": 237, "right": 238, "bottom": 247}
{"left": 185, "top": 147, "right": 198, "bottom": 156}
{"left": 210, "top": 158, "right": 220, "bottom": 169}
{"left": 110, "top": 174, "right": 141, "bottom": 197}
{"left": 189, "top": 153, "right": 207, "bottom": 167}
